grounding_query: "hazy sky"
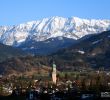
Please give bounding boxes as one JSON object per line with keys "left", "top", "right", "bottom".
{"left": 0, "top": 0, "right": 110, "bottom": 25}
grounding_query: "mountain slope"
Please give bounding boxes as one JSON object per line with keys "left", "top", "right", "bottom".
{"left": 52, "top": 31, "right": 110, "bottom": 70}
{"left": 0, "top": 43, "right": 27, "bottom": 62}
{"left": 0, "top": 55, "right": 51, "bottom": 76}
{"left": 0, "top": 31, "right": 110, "bottom": 76}
{"left": 19, "top": 37, "right": 76, "bottom": 55}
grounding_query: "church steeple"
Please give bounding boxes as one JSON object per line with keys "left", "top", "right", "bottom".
{"left": 52, "top": 62, "right": 57, "bottom": 84}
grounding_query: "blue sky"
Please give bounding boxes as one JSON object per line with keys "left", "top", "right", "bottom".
{"left": 0, "top": 0, "right": 110, "bottom": 26}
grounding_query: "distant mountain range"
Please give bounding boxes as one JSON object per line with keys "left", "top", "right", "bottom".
{"left": 0, "top": 16, "right": 110, "bottom": 54}
{"left": 0, "top": 17, "right": 110, "bottom": 76}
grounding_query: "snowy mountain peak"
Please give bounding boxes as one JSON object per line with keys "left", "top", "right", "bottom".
{"left": 0, "top": 16, "right": 110, "bottom": 46}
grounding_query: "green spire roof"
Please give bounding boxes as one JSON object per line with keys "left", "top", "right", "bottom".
{"left": 53, "top": 63, "right": 56, "bottom": 68}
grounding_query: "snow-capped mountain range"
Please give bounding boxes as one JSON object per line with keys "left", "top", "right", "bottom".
{"left": 0, "top": 16, "right": 110, "bottom": 46}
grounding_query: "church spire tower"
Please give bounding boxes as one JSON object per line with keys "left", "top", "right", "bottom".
{"left": 52, "top": 62, "right": 57, "bottom": 84}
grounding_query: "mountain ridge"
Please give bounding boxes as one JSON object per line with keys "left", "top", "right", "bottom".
{"left": 0, "top": 16, "right": 110, "bottom": 46}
